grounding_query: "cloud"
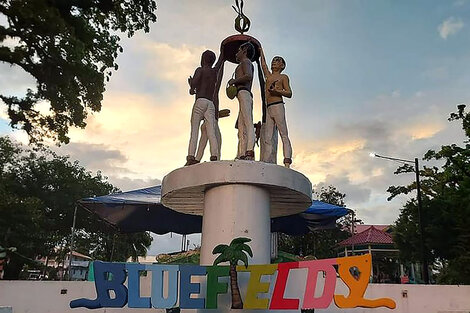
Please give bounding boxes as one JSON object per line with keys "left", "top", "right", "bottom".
{"left": 316, "top": 175, "right": 372, "bottom": 205}
{"left": 55, "top": 142, "right": 129, "bottom": 173}
{"left": 0, "top": 63, "right": 36, "bottom": 97}
{"left": 453, "top": 0, "right": 467, "bottom": 6}
{"left": 438, "top": 17, "right": 464, "bottom": 39}
{"left": 108, "top": 176, "right": 162, "bottom": 192}
{"left": 422, "top": 66, "right": 449, "bottom": 80}
{"left": 54, "top": 142, "right": 162, "bottom": 191}
{"left": 148, "top": 233, "right": 201, "bottom": 255}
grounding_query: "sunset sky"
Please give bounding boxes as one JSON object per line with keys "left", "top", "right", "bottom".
{"left": 1, "top": 0, "right": 469, "bottom": 254}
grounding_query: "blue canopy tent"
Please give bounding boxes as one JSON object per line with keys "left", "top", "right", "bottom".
{"left": 78, "top": 185, "right": 349, "bottom": 236}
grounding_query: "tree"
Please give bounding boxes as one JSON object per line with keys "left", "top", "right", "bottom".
{"left": 278, "top": 186, "right": 352, "bottom": 259}
{"left": 389, "top": 104, "right": 470, "bottom": 284}
{"left": 0, "top": 0, "right": 157, "bottom": 143}
{"left": 212, "top": 237, "right": 253, "bottom": 309}
{"left": 0, "top": 136, "right": 152, "bottom": 279}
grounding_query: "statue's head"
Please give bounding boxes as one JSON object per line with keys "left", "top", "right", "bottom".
{"left": 236, "top": 42, "right": 255, "bottom": 62}
{"left": 201, "top": 50, "right": 216, "bottom": 67}
{"left": 271, "top": 56, "right": 286, "bottom": 72}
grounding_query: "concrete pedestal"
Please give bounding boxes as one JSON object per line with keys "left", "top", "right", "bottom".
{"left": 161, "top": 160, "right": 312, "bottom": 265}
{"left": 201, "top": 184, "right": 271, "bottom": 265}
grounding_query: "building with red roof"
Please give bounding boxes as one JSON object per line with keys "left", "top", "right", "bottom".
{"left": 337, "top": 225, "right": 400, "bottom": 283}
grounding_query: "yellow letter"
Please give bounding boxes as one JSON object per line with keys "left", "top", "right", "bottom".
{"left": 237, "top": 264, "right": 278, "bottom": 309}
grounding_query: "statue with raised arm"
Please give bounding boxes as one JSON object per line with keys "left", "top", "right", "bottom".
{"left": 185, "top": 50, "right": 224, "bottom": 166}
{"left": 259, "top": 47, "right": 293, "bottom": 168}
{"left": 227, "top": 42, "right": 256, "bottom": 160}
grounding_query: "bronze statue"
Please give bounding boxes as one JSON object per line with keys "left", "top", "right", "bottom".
{"left": 186, "top": 50, "right": 224, "bottom": 166}
{"left": 259, "top": 47, "right": 293, "bottom": 167}
{"left": 227, "top": 42, "right": 256, "bottom": 160}
{"left": 195, "top": 109, "right": 230, "bottom": 162}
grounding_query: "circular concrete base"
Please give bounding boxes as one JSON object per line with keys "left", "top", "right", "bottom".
{"left": 200, "top": 184, "right": 271, "bottom": 265}
{"left": 161, "top": 160, "right": 312, "bottom": 217}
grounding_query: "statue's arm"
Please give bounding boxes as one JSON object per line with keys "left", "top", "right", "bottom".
{"left": 281, "top": 74, "right": 292, "bottom": 98}
{"left": 189, "top": 67, "right": 202, "bottom": 94}
{"left": 214, "top": 49, "right": 225, "bottom": 71}
{"left": 259, "top": 47, "right": 270, "bottom": 78}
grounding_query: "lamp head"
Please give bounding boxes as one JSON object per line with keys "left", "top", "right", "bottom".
{"left": 369, "top": 152, "right": 376, "bottom": 158}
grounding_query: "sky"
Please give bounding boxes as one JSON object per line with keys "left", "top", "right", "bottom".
{"left": 1, "top": 0, "right": 469, "bottom": 255}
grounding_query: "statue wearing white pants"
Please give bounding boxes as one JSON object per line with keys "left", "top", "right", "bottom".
{"left": 259, "top": 47, "right": 293, "bottom": 168}
{"left": 228, "top": 42, "right": 256, "bottom": 160}
{"left": 186, "top": 50, "right": 223, "bottom": 166}
{"left": 195, "top": 109, "right": 230, "bottom": 162}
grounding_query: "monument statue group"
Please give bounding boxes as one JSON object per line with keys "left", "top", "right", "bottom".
{"left": 185, "top": 0, "right": 293, "bottom": 168}
{"left": 70, "top": 2, "right": 397, "bottom": 311}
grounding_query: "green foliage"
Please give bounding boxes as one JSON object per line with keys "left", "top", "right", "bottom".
{"left": 278, "top": 186, "right": 353, "bottom": 259}
{"left": 212, "top": 237, "right": 253, "bottom": 268}
{"left": 0, "top": 136, "right": 152, "bottom": 278}
{"left": 0, "top": 0, "right": 157, "bottom": 143}
{"left": 390, "top": 104, "right": 470, "bottom": 284}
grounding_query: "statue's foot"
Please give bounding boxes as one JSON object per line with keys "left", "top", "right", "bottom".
{"left": 245, "top": 150, "right": 255, "bottom": 161}
{"left": 239, "top": 155, "right": 246, "bottom": 160}
{"left": 284, "top": 158, "right": 292, "bottom": 168}
{"left": 210, "top": 156, "right": 218, "bottom": 161}
{"left": 185, "top": 155, "right": 199, "bottom": 166}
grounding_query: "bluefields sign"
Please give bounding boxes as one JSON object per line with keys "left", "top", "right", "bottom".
{"left": 70, "top": 255, "right": 396, "bottom": 310}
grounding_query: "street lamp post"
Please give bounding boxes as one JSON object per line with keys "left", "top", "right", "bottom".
{"left": 370, "top": 153, "right": 429, "bottom": 284}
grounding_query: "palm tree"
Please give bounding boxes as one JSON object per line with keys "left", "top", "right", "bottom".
{"left": 212, "top": 237, "right": 253, "bottom": 309}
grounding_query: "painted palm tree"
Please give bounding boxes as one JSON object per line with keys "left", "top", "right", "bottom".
{"left": 212, "top": 237, "right": 253, "bottom": 309}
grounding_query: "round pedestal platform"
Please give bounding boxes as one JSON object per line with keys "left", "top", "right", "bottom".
{"left": 161, "top": 160, "right": 312, "bottom": 218}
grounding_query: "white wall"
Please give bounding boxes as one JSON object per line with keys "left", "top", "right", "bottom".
{"left": 0, "top": 279, "right": 469, "bottom": 313}
{"left": 0, "top": 280, "right": 163, "bottom": 313}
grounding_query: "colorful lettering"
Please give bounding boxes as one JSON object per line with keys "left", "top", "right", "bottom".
{"left": 269, "top": 262, "right": 300, "bottom": 310}
{"left": 238, "top": 264, "right": 278, "bottom": 309}
{"left": 70, "top": 261, "right": 128, "bottom": 309}
{"left": 146, "top": 264, "right": 179, "bottom": 309}
{"left": 299, "top": 258, "right": 337, "bottom": 309}
{"left": 69, "top": 255, "right": 396, "bottom": 311}
{"left": 179, "top": 265, "right": 206, "bottom": 309}
{"left": 206, "top": 265, "right": 229, "bottom": 309}
{"left": 127, "top": 263, "right": 151, "bottom": 308}
{"left": 334, "top": 254, "right": 396, "bottom": 309}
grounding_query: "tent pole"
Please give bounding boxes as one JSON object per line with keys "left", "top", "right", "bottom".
{"left": 68, "top": 204, "right": 78, "bottom": 281}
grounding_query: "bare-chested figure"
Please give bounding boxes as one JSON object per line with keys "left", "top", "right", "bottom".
{"left": 186, "top": 50, "right": 222, "bottom": 166}
{"left": 259, "top": 47, "right": 293, "bottom": 167}
{"left": 228, "top": 42, "right": 255, "bottom": 160}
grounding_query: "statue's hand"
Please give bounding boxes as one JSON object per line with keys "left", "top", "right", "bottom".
{"left": 268, "top": 86, "right": 282, "bottom": 96}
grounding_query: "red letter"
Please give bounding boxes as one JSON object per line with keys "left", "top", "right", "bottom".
{"left": 269, "top": 262, "right": 299, "bottom": 310}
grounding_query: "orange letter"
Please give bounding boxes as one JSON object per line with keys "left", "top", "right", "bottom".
{"left": 334, "top": 254, "right": 396, "bottom": 309}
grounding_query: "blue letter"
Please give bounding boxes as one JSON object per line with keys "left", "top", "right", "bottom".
{"left": 127, "top": 263, "right": 151, "bottom": 308}
{"left": 70, "top": 261, "right": 128, "bottom": 309}
{"left": 179, "top": 265, "right": 206, "bottom": 309}
{"left": 147, "top": 264, "right": 179, "bottom": 308}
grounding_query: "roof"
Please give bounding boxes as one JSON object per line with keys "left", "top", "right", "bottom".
{"left": 354, "top": 224, "right": 390, "bottom": 234}
{"left": 339, "top": 226, "right": 394, "bottom": 246}
{"left": 71, "top": 251, "right": 92, "bottom": 260}
{"left": 79, "top": 185, "right": 350, "bottom": 235}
